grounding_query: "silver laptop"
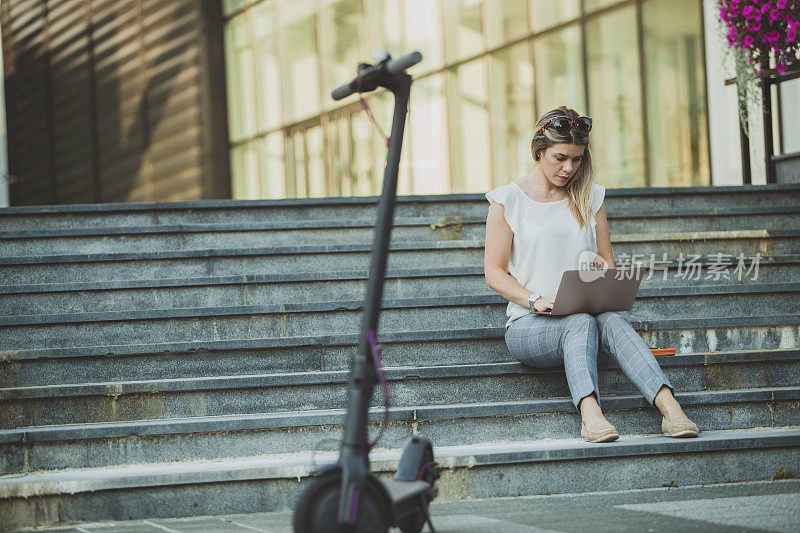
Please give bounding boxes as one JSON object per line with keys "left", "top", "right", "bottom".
{"left": 534, "top": 267, "right": 643, "bottom": 316}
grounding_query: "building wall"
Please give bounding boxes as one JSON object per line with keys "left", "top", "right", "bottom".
{"left": 0, "top": 0, "right": 231, "bottom": 205}
{"left": 222, "top": 0, "right": 712, "bottom": 200}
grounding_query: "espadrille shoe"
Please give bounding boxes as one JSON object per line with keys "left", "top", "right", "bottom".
{"left": 580, "top": 420, "right": 619, "bottom": 443}
{"left": 662, "top": 416, "right": 699, "bottom": 438}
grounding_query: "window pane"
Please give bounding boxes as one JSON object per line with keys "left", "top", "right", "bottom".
{"left": 253, "top": 2, "right": 282, "bottom": 131}
{"left": 279, "top": 0, "right": 321, "bottom": 122}
{"left": 530, "top": 0, "right": 579, "bottom": 32}
{"left": 404, "top": 0, "right": 444, "bottom": 73}
{"left": 489, "top": 42, "right": 534, "bottom": 187}
{"left": 642, "top": 0, "right": 709, "bottom": 187}
{"left": 780, "top": 78, "right": 800, "bottom": 154}
{"left": 443, "top": 0, "right": 484, "bottom": 63}
{"left": 486, "top": 0, "right": 529, "bottom": 48}
{"left": 223, "top": 0, "right": 250, "bottom": 17}
{"left": 306, "top": 125, "right": 327, "bottom": 197}
{"left": 409, "top": 73, "right": 449, "bottom": 194}
{"left": 260, "top": 132, "right": 286, "bottom": 199}
{"left": 586, "top": 6, "right": 645, "bottom": 187}
{"left": 288, "top": 129, "right": 307, "bottom": 197}
{"left": 533, "top": 24, "right": 583, "bottom": 118}
{"left": 329, "top": 111, "right": 352, "bottom": 196}
{"left": 322, "top": 0, "right": 366, "bottom": 107}
{"left": 231, "top": 141, "right": 260, "bottom": 199}
{"left": 369, "top": 0, "right": 404, "bottom": 54}
{"left": 224, "top": 13, "right": 256, "bottom": 141}
{"left": 583, "top": 0, "right": 622, "bottom": 12}
{"left": 448, "top": 59, "right": 491, "bottom": 192}
{"left": 351, "top": 111, "right": 376, "bottom": 196}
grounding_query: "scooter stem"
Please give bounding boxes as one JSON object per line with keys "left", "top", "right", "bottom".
{"left": 337, "top": 72, "right": 412, "bottom": 527}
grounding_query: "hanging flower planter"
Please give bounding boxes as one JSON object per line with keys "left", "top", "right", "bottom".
{"left": 718, "top": 0, "right": 800, "bottom": 132}
{"left": 720, "top": 0, "right": 799, "bottom": 73}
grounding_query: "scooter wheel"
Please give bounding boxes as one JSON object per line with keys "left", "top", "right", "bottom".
{"left": 294, "top": 474, "right": 389, "bottom": 533}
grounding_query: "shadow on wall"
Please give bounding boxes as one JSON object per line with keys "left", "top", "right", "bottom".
{"left": 3, "top": 0, "right": 200, "bottom": 205}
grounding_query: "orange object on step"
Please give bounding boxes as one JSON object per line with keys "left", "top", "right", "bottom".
{"left": 650, "top": 348, "right": 676, "bottom": 356}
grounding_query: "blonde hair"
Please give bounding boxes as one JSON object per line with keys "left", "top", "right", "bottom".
{"left": 531, "top": 106, "right": 595, "bottom": 231}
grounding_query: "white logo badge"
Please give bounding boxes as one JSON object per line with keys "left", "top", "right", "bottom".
{"left": 577, "top": 250, "right": 608, "bottom": 282}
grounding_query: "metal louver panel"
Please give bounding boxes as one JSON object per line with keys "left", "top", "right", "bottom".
{"left": 0, "top": 0, "right": 231, "bottom": 205}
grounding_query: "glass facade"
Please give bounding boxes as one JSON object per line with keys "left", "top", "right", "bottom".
{"left": 222, "top": 0, "right": 710, "bottom": 199}
{"left": 586, "top": 6, "right": 645, "bottom": 188}
{"left": 642, "top": 0, "right": 709, "bottom": 186}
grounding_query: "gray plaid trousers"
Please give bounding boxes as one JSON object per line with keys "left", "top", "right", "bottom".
{"left": 504, "top": 311, "right": 674, "bottom": 411}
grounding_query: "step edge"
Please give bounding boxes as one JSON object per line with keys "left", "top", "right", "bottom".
{"left": 1, "top": 427, "right": 798, "bottom": 499}
{"left": 3, "top": 255, "right": 798, "bottom": 295}
{"left": 2, "top": 205, "right": 799, "bottom": 239}
{"left": 1, "top": 229, "right": 798, "bottom": 265}
{"left": 2, "top": 183, "right": 799, "bottom": 215}
{"left": 2, "top": 387, "right": 798, "bottom": 444}
{"left": 3, "top": 288, "right": 800, "bottom": 326}
{"left": 2, "top": 323, "right": 799, "bottom": 362}
{"left": 2, "top": 355, "right": 798, "bottom": 398}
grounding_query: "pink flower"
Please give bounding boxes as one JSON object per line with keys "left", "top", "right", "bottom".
{"left": 743, "top": 34, "right": 755, "bottom": 46}
{"left": 761, "top": 2, "right": 771, "bottom": 14}
{"left": 770, "top": 8, "right": 780, "bottom": 19}
{"left": 743, "top": 5, "right": 755, "bottom": 16}
{"left": 777, "top": 62, "right": 786, "bottom": 73}
{"left": 777, "top": 0, "right": 786, "bottom": 7}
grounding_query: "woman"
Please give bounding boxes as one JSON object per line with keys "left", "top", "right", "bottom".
{"left": 483, "top": 106, "right": 699, "bottom": 443}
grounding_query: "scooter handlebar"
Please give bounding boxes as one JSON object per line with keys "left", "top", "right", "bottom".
{"left": 331, "top": 51, "right": 422, "bottom": 101}
{"left": 331, "top": 82, "right": 355, "bottom": 101}
{"left": 386, "top": 51, "right": 422, "bottom": 74}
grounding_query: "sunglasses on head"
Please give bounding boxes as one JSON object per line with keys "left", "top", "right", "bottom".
{"left": 538, "top": 116, "right": 592, "bottom": 135}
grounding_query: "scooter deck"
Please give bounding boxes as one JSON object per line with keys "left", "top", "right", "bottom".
{"left": 382, "top": 478, "right": 431, "bottom": 503}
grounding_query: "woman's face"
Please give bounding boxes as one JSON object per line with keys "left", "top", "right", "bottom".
{"left": 538, "top": 143, "right": 586, "bottom": 187}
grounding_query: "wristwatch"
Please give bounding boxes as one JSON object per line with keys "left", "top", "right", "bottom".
{"left": 528, "top": 292, "right": 541, "bottom": 312}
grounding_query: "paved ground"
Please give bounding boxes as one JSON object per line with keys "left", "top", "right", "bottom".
{"left": 18, "top": 478, "right": 800, "bottom": 532}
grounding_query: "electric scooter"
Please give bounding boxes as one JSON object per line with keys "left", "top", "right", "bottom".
{"left": 293, "top": 51, "right": 439, "bottom": 533}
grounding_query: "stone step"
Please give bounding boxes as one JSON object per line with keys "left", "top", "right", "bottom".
{"left": 2, "top": 184, "right": 799, "bottom": 231}
{"left": 2, "top": 254, "right": 794, "bottom": 316}
{"left": 1, "top": 205, "right": 798, "bottom": 256}
{"left": 2, "top": 317, "right": 798, "bottom": 386}
{"left": 1, "top": 426, "right": 798, "bottom": 529}
{"left": 1, "top": 383, "right": 797, "bottom": 473}
{"left": 1, "top": 231, "right": 795, "bottom": 286}
{"left": 1, "top": 284, "right": 798, "bottom": 351}
{"left": 0, "top": 217, "right": 486, "bottom": 256}
{"left": 1, "top": 347, "right": 796, "bottom": 429}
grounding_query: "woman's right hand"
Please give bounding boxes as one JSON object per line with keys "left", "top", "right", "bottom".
{"left": 533, "top": 295, "right": 556, "bottom": 312}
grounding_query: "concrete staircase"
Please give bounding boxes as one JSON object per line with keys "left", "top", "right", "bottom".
{"left": 1, "top": 184, "right": 799, "bottom": 530}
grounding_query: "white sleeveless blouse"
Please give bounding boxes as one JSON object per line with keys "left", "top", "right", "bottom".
{"left": 485, "top": 182, "right": 606, "bottom": 329}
